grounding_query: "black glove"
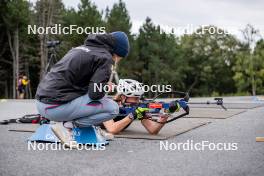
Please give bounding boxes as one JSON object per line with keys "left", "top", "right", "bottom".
{"left": 168, "top": 100, "right": 181, "bottom": 113}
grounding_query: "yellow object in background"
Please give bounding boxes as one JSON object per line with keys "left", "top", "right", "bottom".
{"left": 22, "top": 79, "right": 29, "bottom": 86}
{"left": 256, "top": 137, "right": 264, "bottom": 142}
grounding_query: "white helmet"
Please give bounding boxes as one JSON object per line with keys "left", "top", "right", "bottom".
{"left": 117, "top": 79, "right": 144, "bottom": 97}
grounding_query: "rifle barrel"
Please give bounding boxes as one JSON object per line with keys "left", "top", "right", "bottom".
{"left": 188, "top": 102, "right": 220, "bottom": 105}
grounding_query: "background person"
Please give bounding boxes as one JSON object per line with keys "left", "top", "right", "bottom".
{"left": 17, "top": 75, "right": 30, "bottom": 99}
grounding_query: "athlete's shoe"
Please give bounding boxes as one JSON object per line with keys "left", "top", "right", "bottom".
{"left": 51, "top": 122, "right": 78, "bottom": 148}
{"left": 96, "top": 127, "right": 114, "bottom": 140}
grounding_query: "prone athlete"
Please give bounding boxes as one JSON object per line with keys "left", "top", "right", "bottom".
{"left": 100, "top": 79, "right": 182, "bottom": 138}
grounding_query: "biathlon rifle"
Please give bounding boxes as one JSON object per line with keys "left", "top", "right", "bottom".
{"left": 121, "top": 91, "right": 226, "bottom": 124}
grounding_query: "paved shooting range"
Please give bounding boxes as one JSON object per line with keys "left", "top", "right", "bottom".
{"left": 1, "top": 97, "right": 264, "bottom": 175}
{"left": 0, "top": 0, "right": 264, "bottom": 176}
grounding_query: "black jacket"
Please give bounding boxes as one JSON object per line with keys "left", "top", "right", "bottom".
{"left": 36, "top": 34, "right": 115, "bottom": 104}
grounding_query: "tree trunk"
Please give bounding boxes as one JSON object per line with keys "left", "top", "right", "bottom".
{"left": 39, "top": 0, "right": 47, "bottom": 79}
{"left": 5, "top": 80, "right": 8, "bottom": 98}
{"left": 14, "top": 27, "right": 19, "bottom": 98}
{"left": 7, "top": 27, "right": 19, "bottom": 99}
{"left": 40, "top": 34, "right": 47, "bottom": 79}
{"left": 250, "top": 54, "right": 256, "bottom": 96}
{"left": 39, "top": 0, "right": 54, "bottom": 79}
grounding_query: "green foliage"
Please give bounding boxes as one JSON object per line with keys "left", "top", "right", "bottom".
{"left": 104, "top": 0, "right": 136, "bottom": 81}
{"left": 105, "top": 0, "right": 132, "bottom": 34}
{"left": 0, "top": 0, "right": 33, "bottom": 97}
{"left": 254, "top": 40, "right": 264, "bottom": 94}
{"left": 180, "top": 26, "right": 240, "bottom": 96}
{"left": 234, "top": 39, "right": 264, "bottom": 94}
{"left": 1, "top": 1, "right": 264, "bottom": 98}
{"left": 134, "top": 18, "right": 185, "bottom": 97}
{"left": 3, "top": 0, "right": 30, "bottom": 29}
{"left": 60, "top": 0, "right": 103, "bottom": 55}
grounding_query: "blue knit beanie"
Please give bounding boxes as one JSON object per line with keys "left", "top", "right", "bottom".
{"left": 110, "top": 31, "right": 130, "bottom": 57}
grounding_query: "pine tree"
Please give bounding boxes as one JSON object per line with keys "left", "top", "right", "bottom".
{"left": 35, "top": 0, "right": 64, "bottom": 79}
{"left": 61, "top": 0, "right": 104, "bottom": 53}
{"left": 180, "top": 26, "right": 240, "bottom": 96}
{"left": 2, "top": 0, "right": 31, "bottom": 98}
{"left": 105, "top": 0, "right": 132, "bottom": 34}
{"left": 105, "top": 0, "right": 137, "bottom": 82}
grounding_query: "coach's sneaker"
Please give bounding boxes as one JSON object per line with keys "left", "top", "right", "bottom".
{"left": 51, "top": 122, "right": 78, "bottom": 148}
{"left": 96, "top": 127, "right": 114, "bottom": 140}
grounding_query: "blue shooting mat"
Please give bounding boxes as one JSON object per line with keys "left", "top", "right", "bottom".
{"left": 28, "top": 124, "right": 60, "bottom": 143}
{"left": 73, "top": 126, "right": 109, "bottom": 145}
{"left": 28, "top": 124, "right": 108, "bottom": 145}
